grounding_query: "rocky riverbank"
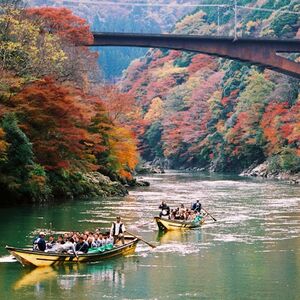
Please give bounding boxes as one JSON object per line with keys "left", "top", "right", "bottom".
{"left": 82, "top": 172, "right": 151, "bottom": 198}
{"left": 240, "top": 162, "right": 300, "bottom": 184}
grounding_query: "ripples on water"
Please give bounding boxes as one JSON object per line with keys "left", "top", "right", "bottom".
{"left": 2, "top": 171, "right": 299, "bottom": 258}
{"left": 1, "top": 171, "right": 299, "bottom": 300}
{"left": 69, "top": 171, "right": 300, "bottom": 256}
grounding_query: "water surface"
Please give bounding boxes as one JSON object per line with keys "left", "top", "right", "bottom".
{"left": 0, "top": 171, "right": 299, "bottom": 299}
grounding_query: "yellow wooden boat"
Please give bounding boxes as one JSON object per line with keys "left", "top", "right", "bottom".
{"left": 6, "top": 236, "right": 138, "bottom": 267}
{"left": 154, "top": 216, "right": 205, "bottom": 231}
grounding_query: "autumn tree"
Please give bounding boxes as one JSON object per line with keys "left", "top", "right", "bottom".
{"left": 12, "top": 77, "right": 92, "bottom": 170}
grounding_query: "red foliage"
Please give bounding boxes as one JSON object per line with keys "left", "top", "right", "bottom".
{"left": 13, "top": 77, "right": 93, "bottom": 170}
{"left": 188, "top": 54, "right": 216, "bottom": 73}
{"left": 261, "top": 102, "right": 289, "bottom": 154}
{"left": 26, "top": 7, "right": 93, "bottom": 45}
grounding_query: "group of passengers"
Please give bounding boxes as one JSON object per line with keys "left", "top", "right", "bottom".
{"left": 159, "top": 200, "right": 203, "bottom": 221}
{"left": 33, "top": 216, "right": 126, "bottom": 254}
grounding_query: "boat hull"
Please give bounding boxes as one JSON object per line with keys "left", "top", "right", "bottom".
{"left": 154, "top": 217, "right": 203, "bottom": 231}
{"left": 6, "top": 237, "right": 138, "bottom": 267}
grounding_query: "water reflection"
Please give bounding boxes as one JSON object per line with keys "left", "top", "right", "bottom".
{"left": 13, "top": 261, "right": 131, "bottom": 294}
{"left": 156, "top": 227, "right": 206, "bottom": 245}
{"left": 14, "top": 267, "right": 57, "bottom": 290}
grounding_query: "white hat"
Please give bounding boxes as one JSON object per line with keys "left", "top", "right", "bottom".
{"left": 39, "top": 231, "right": 46, "bottom": 236}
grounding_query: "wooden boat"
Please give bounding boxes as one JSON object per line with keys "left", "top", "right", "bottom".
{"left": 154, "top": 216, "right": 205, "bottom": 231}
{"left": 6, "top": 236, "right": 139, "bottom": 267}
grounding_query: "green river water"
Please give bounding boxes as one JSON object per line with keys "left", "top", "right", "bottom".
{"left": 0, "top": 171, "right": 299, "bottom": 299}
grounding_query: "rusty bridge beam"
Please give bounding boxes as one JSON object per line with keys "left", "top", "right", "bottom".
{"left": 91, "top": 32, "right": 300, "bottom": 79}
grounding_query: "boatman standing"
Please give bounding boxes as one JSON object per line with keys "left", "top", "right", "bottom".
{"left": 159, "top": 201, "right": 170, "bottom": 218}
{"left": 192, "top": 200, "right": 202, "bottom": 213}
{"left": 110, "top": 216, "right": 126, "bottom": 245}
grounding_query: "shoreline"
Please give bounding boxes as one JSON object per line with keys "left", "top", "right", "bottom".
{"left": 239, "top": 162, "right": 300, "bottom": 185}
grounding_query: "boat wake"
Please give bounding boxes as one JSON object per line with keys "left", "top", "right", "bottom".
{"left": 135, "top": 242, "right": 210, "bottom": 256}
{"left": 0, "top": 255, "right": 16, "bottom": 263}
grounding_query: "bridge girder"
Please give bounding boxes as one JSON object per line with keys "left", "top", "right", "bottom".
{"left": 91, "top": 32, "right": 300, "bottom": 79}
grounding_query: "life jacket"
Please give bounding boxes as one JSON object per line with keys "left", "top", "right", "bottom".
{"left": 112, "top": 222, "right": 124, "bottom": 235}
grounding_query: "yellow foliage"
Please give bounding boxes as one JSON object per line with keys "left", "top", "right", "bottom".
{"left": 246, "top": 20, "right": 259, "bottom": 32}
{"left": 152, "top": 61, "right": 186, "bottom": 79}
{"left": 0, "top": 8, "right": 67, "bottom": 76}
{"left": 216, "top": 120, "right": 225, "bottom": 134}
{"left": 174, "top": 10, "right": 217, "bottom": 35}
{"left": 144, "top": 97, "right": 164, "bottom": 122}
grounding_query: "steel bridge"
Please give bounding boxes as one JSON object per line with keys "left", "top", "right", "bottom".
{"left": 91, "top": 32, "right": 300, "bottom": 79}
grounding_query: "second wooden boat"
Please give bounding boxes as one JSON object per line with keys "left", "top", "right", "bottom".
{"left": 154, "top": 216, "right": 204, "bottom": 231}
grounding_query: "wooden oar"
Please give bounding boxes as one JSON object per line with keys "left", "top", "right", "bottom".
{"left": 202, "top": 207, "right": 217, "bottom": 222}
{"left": 126, "top": 230, "right": 156, "bottom": 248}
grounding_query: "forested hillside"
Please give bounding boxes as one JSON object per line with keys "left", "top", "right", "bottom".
{"left": 28, "top": 0, "right": 198, "bottom": 79}
{"left": 0, "top": 2, "right": 140, "bottom": 203}
{"left": 121, "top": 0, "right": 300, "bottom": 174}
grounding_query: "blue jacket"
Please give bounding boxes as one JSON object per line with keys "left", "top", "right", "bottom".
{"left": 33, "top": 237, "right": 46, "bottom": 251}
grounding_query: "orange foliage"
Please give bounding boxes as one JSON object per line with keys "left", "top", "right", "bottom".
{"left": 108, "top": 126, "right": 138, "bottom": 179}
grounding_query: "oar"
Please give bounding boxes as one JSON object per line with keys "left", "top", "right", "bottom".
{"left": 202, "top": 207, "right": 217, "bottom": 222}
{"left": 126, "top": 230, "right": 156, "bottom": 248}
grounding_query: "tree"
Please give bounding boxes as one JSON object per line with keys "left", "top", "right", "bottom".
{"left": 12, "top": 77, "right": 91, "bottom": 170}
{"left": 0, "top": 7, "right": 67, "bottom": 77}
{"left": 1, "top": 113, "right": 33, "bottom": 179}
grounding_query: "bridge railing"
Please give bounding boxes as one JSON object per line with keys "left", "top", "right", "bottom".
{"left": 34, "top": 0, "right": 300, "bottom": 40}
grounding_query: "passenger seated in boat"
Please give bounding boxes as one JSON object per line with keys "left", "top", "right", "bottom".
{"left": 159, "top": 201, "right": 170, "bottom": 218}
{"left": 33, "top": 232, "right": 46, "bottom": 251}
{"left": 87, "top": 236, "right": 97, "bottom": 248}
{"left": 173, "top": 207, "right": 180, "bottom": 219}
{"left": 75, "top": 236, "right": 89, "bottom": 254}
{"left": 192, "top": 212, "right": 203, "bottom": 223}
{"left": 60, "top": 237, "right": 76, "bottom": 254}
{"left": 110, "top": 216, "right": 126, "bottom": 245}
{"left": 57, "top": 235, "right": 65, "bottom": 244}
{"left": 63, "top": 233, "right": 69, "bottom": 243}
{"left": 98, "top": 233, "right": 105, "bottom": 246}
{"left": 170, "top": 209, "right": 176, "bottom": 220}
{"left": 46, "top": 235, "right": 55, "bottom": 250}
{"left": 107, "top": 234, "right": 114, "bottom": 245}
{"left": 185, "top": 209, "right": 193, "bottom": 220}
{"left": 93, "top": 233, "right": 101, "bottom": 247}
{"left": 82, "top": 233, "right": 88, "bottom": 241}
{"left": 178, "top": 204, "right": 186, "bottom": 220}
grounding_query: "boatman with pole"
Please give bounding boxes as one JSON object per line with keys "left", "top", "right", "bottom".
{"left": 192, "top": 200, "right": 202, "bottom": 213}
{"left": 110, "top": 216, "right": 126, "bottom": 245}
{"left": 159, "top": 201, "right": 170, "bottom": 218}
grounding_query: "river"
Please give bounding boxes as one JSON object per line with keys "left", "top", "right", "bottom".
{"left": 0, "top": 171, "right": 299, "bottom": 299}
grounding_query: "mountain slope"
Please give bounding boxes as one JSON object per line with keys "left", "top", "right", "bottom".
{"left": 120, "top": 0, "right": 300, "bottom": 173}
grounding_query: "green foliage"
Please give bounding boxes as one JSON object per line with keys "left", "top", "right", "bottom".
{"left": 237, "top": 71, "right": 275, "bottom": 112}
{"left": 0, "top": 113, "right": 52, "bottom": 202}
{"left": 268, "top": 148, "right": 300, "bottom": 172}
{"left": 2, "top": 113, "right": 33, "bottom": 178}
{"left": 144, "top": 122, "right": 164, "bottom": 159}
{"left": 270, "top": 13, "right": 298, "bottom": 36}
{"left": 173, "top": 52, "right": 193, "bottom": 68}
